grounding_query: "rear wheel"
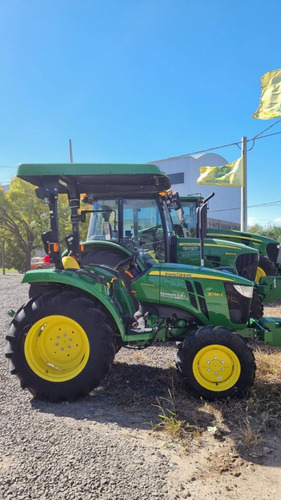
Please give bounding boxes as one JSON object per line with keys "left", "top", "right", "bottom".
{"left": 256, "top": 255, "right": 277, "bottom": 281}
{"left": 176, "top": 326, "right": 256, "bottom": 400}
{"left": 5, "top": 290, "right": 115, "bottom": 401}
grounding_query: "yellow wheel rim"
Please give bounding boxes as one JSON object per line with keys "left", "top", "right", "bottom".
{"left": 192, "top": 344, "right": 241, "bottom": 392}
{"left": 255, "top": 266, "right": 266, "bottom": 282}
{"left": 24, "top": 315, "right": 90, "bottom": 382}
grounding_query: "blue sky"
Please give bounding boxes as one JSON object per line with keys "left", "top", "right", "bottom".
{"left": 0, "top": 0, "right": 281, "bottom": 227}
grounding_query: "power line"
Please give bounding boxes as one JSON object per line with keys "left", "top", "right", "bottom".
{"left": 152, "top": 141, "right": 241, "bottom": 162}
{"left": 252, "top": 118, "right": 281, "bottom": 139}
{"left": 254, "top": 130, "right": 281, "bottom": 141}
{"left": 209, "top": 199, "right": 281, "bottom": 213}
{"left": 152, "top": 119, "right": 281, "bottom": 162}
{"left": 248, "top": 200, "right": 281, "bottom": 208}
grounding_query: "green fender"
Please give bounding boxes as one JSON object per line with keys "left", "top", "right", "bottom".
{"left": 257, "top": 275, "right": 281, "bottom": 302}
{"left": 22, "top": 269, "right": 126, "bottom": 338}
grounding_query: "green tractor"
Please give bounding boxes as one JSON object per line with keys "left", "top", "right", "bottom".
{"left": 170, "top": 193, "right": 281, "bottom": 307}
{"left": 5, "top": 163, "right": 281, "bottom": 403}
{"left": 177, "top": 193, "right": 281, "bottom": 279}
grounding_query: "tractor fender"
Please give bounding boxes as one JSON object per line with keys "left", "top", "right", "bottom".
{"left": 22, "top": 269, "right": 126, "bottom": 338}
{"left": 257, "top": 275, "right": 281, "bottom": 303}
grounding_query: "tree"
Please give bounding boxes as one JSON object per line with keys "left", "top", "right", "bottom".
{"left": 0, "top": 178, "right": 72, "bottom": 272}
{"left": 249, "top": 223, "right": 281, "bottom": 242}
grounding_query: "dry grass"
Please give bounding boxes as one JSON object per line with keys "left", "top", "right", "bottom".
{"left": 152, "top": 344, "right": 281, "bottom": 456}
{"left": 255, "top": 346, "right": 281, "bottom": 380}
{"left": 152, "top": 387, "right": 203, "bottom": 451}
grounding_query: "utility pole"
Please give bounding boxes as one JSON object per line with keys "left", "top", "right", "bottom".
{"left": 240, "top": 136, "right": 247, "bottom": 231}
{"left": 69, "top": 139, "right": 73, "bottom": 163}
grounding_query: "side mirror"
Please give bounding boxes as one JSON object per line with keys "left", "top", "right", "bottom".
{"left": 171, "top": 192, "right": 181, "bottom": 211}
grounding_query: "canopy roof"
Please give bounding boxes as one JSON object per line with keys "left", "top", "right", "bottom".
{"left": 17, "top": 163, "right": 171, "bottom": 197}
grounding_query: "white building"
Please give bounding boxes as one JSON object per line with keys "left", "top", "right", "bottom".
{"left": 153, "top": 153, "right": 241, "bottom": 229}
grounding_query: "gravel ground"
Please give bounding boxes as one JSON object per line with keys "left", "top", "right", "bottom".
{"left": 1, "top": 274, "right": 281, "bottom": 500}
{"left": 0, "top": 275, "right": 193, "bottom": 500}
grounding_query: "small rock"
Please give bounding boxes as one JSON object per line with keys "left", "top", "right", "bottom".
{"left": 234, "top": 472, "right": 241, "bottom": 477}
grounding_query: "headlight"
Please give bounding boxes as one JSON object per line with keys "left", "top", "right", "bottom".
{"left": 233, "top": 284, "right": 253, "bottom": 298}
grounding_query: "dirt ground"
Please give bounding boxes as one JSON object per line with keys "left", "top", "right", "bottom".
{"left": 159, "top": 300, "right": 281, "bottom": 500}
{"left": 161, "top": 419, "right": 281, "bottom": 499}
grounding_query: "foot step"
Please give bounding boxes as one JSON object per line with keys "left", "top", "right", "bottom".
{"left": 128, "top": 326, "right": 153, "bottom": 334}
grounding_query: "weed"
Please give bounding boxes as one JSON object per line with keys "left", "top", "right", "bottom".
{"left": 152, "top": 387, "right": 203, "bottom": 451}
{"left": 237, "top": 407, "right": 262, "bottom": 450}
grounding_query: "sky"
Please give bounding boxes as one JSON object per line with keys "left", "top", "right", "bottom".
{"left": 0, "top": 0, "right": 281, "bottom": 227}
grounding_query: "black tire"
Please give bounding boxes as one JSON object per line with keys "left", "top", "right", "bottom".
{"left": 5, "top": 290, "right": 115, "bottom": 401}
{"left": 257, "top": 255, "right": 277, "bottom": 279}
{"left": 250, "top": 287, "right": 264, "bottom": 319}
{"left": 29, "top": 282, "right": 63, "bottom": 299}
{"left": 176, "top": 325, "right": 256, "bottom": 400}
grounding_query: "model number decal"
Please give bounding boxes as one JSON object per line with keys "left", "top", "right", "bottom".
{"left": 160, "top": 292, "right": 186, "bottom": 300}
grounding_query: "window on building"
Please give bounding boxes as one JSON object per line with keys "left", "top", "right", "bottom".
{"left": 168, "top": 172, "right": 184, "bottom": 184}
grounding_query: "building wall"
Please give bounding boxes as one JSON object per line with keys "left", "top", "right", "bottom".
{"left": 152, "top": 153, "right": 241, "bottom": 227}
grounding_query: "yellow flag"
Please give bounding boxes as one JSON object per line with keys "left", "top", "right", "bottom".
{"left": 197, "top": 157, "right": 244, "bottom": 187}
{"left": 252, "top": 69, "right": 281, "bottom": 119}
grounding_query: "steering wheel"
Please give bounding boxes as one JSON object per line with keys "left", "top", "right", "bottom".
{"left": 115, "top": 252, "right": 139, "bottom": 270}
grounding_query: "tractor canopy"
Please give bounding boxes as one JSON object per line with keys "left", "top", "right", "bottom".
{"left": 17, "top": 163, "right": 171, "bottom": 197}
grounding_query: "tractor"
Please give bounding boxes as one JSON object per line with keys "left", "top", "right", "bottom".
{"left": 170, "top": 193, "right": 281, "bottom": 308}
{"left": 5, "top": 163, "right": 281, "bottom": 403}
{"left": 177, "top": 193, "right": 281, "bottom": 278}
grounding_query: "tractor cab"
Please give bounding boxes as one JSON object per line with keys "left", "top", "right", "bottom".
{"left": 17, "top": 162, "right": 172, "bottom": 270}
{"left": 170, "top": 194, "right": 203, "bottom": 237}
{"left": 84, "top": 195, "right": 174, "bottom": 265}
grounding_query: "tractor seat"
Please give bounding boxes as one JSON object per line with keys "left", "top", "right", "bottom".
{"left": 62, "top": 255, "right": 80, "bottom": 269}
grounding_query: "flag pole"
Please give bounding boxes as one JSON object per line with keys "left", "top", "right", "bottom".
{"left": 240, "top": 136, "right": 247, "bottom": 231}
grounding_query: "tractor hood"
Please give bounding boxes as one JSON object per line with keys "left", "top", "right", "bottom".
{"left": 207, "top": 227, "right": 279, "bottom": 247}
{"left": 145, "top": 262, "right": 254, "bottom": 285}
{"left": 178, "top": 237, "right": 260, "bottom": 255}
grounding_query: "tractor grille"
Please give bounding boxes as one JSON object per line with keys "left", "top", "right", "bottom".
{"left": 185, "top": 281, "right": 209, "bottom": 319}
{"left": 266, "top": 243, "right": 279, "bottom": 264}
{"left": 235, "top": 252, "right": 259, "bottom": 281}
{"left": 224, "top": 283, "right": 251, "bottom": 324}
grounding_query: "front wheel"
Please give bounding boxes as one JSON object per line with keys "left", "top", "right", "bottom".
{"left": 176, "top": 326, "right": 256, "bottom": 400}
{"left": 5, "top": 291, "right": 115, "bottom": 401}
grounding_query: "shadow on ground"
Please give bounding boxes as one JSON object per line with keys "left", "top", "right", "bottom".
{"left": 31, "top": 361, "right": 213, "bottom": 429}
{"left": 30, "top": 358, "right": 281, "bottom": 468}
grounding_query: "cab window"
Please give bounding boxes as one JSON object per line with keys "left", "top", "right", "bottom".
{"left": 87, "top": 198, "right": 166, "bottom": 262}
